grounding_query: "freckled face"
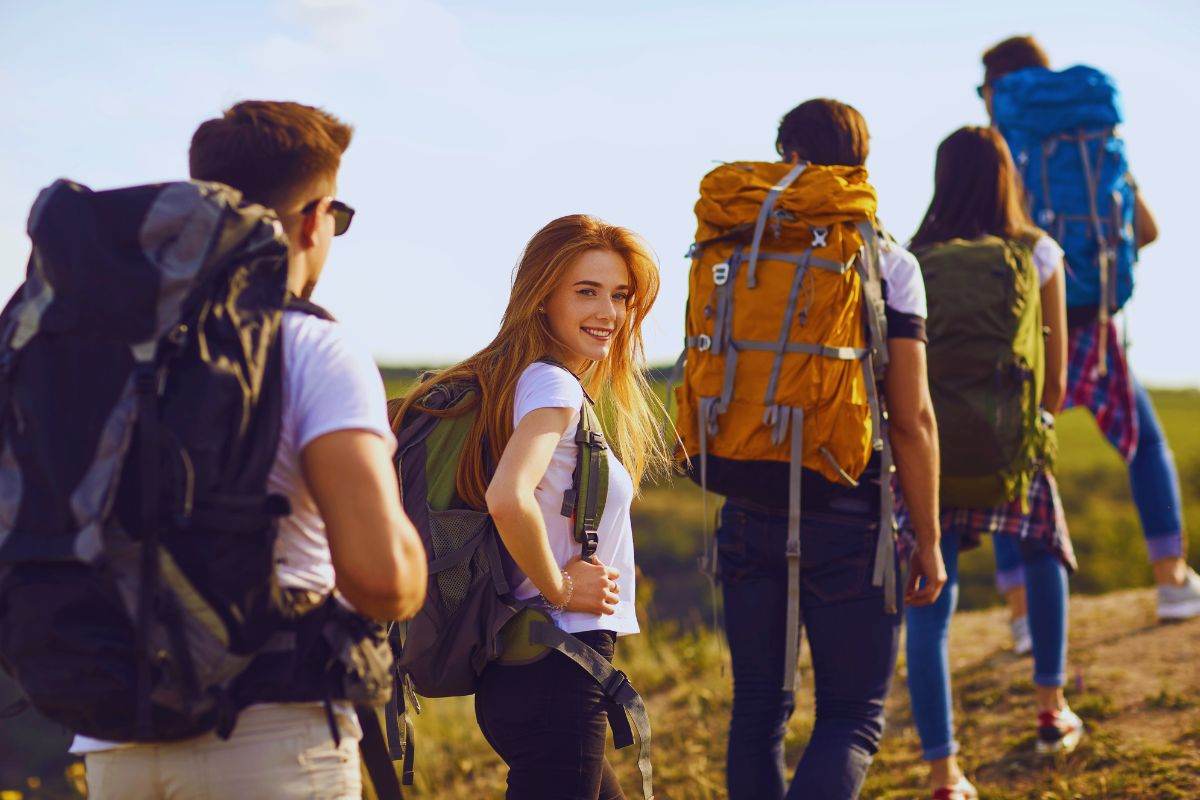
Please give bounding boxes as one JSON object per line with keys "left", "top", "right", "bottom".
{"left": 543, "top": 249, "right": 631, "bottom": 372}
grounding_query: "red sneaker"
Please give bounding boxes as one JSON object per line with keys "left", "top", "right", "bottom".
{"left": 1036, "top": 706, "right": 1084, "bottom": 754}
{"left": 932, "top": 777, "right": 978, "bottom": 800}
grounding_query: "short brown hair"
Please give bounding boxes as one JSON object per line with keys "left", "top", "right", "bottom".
{"left": 775, "top": 99, "right": 869, "bottom": 167}
{"left": 189, "top": 100, "right": 353, "bottom": 211}
{"left": 982, "top": 35, "right": 1050, "bottom": 86}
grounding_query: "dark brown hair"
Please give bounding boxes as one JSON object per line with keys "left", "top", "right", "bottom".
{"left": 982, "top": 35, "right": 1050, "bottom": 86}
{"left": 909, "top": 126, "right": 1037, "bottom": 250}
{"left": 189, "top": 100, "right": 353, "bottom": 211}
{"left": 775, "top": 98, "right": 869, "bottom": 167}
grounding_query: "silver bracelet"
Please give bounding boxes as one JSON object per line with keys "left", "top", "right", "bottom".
{"left": 548, "top": 569, "right": 574, "bottom": 612}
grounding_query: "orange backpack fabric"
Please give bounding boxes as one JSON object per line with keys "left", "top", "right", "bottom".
{"left": 674, "top": 161, "right": 887, "bottom": 485}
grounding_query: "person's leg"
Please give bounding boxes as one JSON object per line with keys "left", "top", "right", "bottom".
{"left": 1127, "top": 378, "right": 1189, "bottom": 583}
{"left": 787, "top": 516, "right": 902, "bottom": 800}
{"left": 85, "top": 746, "right": 162, "bottom": 800}
{"left": 1022, "top": 551, "right": 1085, "bottom": 753}
{"left": 993, "top": 533, "right": 1032, "bottom": 655}
{"left": 992, "top": 533, "right": 1027, "bottom": 620}
{"left": 475, "top": 631, "right": 623, "bottom": 800}
{"left": 905, "top": 532, "right": 967, "bottom": 793}
{"left": 717, "top": 502, "right": 795, "bottom": 800}
{"left": 1023, "top": 552, "right": 1068, "bottom": 707}
{"left": 159, "top": 704, "right": 362, "bottom": 800}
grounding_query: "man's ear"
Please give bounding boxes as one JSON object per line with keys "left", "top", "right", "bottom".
{"left": 297, "top": 197, "right": 330, "bottom": 250}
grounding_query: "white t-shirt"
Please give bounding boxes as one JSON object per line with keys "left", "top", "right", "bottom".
{"left": 1031, "top": 235, "right": 1064, "bottom": 288}
{"left": 511, "top": 362, "right": 639, "bottom": 637}
{"left": 71, "top": 310, "right": 394, "bottom": 754}
{"left": 878, "top": 238, "right": 927, "bottom": 318}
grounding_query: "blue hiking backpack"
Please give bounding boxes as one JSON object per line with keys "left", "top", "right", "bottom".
{"left": 991, "top": 65, "right": 1137, "bottom": 313}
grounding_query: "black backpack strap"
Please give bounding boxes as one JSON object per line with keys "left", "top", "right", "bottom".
{"left": 357, "top": 705, "right": 405, "bottom": 799}
{"left": 528, "top": 621, "right": 653, "bottom": 799}
{"left": 284, "top": 294, "right": 337, "bottom": 322}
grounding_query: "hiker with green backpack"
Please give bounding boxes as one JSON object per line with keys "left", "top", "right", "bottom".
{"left": 901, "top": 125, "right": 1081, "bottom": 800}
{"left": 391, "top": 214, "right": 671, "bottom": 800}
{"left": 0, "top": 100, "right": 427, "bottom": 799}
{"left": 979, "top": 35, "right": 1200, "bottom": 631}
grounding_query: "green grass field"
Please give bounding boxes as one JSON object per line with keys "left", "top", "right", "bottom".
{"left": 3, "top": 382, "right": 1197, "bottom": 799}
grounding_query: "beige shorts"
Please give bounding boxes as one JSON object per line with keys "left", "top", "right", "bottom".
{"left": 84, "top": 703, "right": 362, "bottom": 800}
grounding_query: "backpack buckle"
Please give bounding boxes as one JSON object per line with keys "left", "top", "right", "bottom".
{"left": 712, "top": 262, "right": 730, "bottom": 286}
{"left": 602, "top": 668, "right": 631, "bottom": 699}
{"left": 1038, "top": 209, "right": 1056, "bottom": 226}
{"left": 811, "top": 226, "right": 829, "bottom": 248}
{"left": 561, "top": 488, "right": 579, "bottom": 516}
{"left": 694, "top": 334, "right": 712, "bottom": 352}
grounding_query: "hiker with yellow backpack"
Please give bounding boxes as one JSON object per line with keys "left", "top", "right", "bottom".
{"left": 392, "top": 215, "right": 670, "bottom": 800}
{"left": 900, "top": 126, "right": 1081, "bottom": 800}
{"left": 673, "top": 98, "right": 946, "bottom": 800}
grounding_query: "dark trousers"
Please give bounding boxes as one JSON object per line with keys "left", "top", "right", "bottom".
{"left": 475, "top": 629, "right": 626, "bottom": 800}
{"left": 718, "top": 500, "right": 901, "bottom": 800}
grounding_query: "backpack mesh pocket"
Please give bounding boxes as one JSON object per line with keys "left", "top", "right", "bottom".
{"left": 427, "top": 508, "right": 492, "bottom": 617}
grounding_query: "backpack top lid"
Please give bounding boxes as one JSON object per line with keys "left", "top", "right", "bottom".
{"left": 991, "top": 65, "right": 1123, "bottom": 138}
{"left": 15, "top": 179, "right": 287, "bottom": 348}
{"left": 694, "top": 161, "right": 877, "bottom": 262}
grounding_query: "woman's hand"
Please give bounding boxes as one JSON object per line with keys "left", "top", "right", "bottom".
{"left": 555, "top": 555, "right": 620, "bottom": 615}
{"left": 905, "top": 541, "right": 948, "bottom": 607}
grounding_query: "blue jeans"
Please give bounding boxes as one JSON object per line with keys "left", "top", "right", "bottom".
{"left": 909, "top": 532, "right": 1068, "bottom": 761}
{"left": 1129, "top": 377, "right": 1185, "bottom": 560}
{"left": 717, "top": 500, "right": 901, "bottom": 800}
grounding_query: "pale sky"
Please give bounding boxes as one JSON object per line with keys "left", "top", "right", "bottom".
{"left": 3, "top": 0, "right": 1197, "bottom": 385}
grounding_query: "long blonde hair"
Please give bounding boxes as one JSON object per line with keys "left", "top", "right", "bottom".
{"left": 396, "top": 214, "right": 671, "bottom": 509}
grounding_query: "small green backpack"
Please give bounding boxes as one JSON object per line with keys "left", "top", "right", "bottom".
{"left": 915, "top": 236, "right": 1056, "bottom": 510}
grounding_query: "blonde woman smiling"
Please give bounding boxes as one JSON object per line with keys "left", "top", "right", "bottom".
{"left": 399, "top": 214, "right": 670, "bottom": 800}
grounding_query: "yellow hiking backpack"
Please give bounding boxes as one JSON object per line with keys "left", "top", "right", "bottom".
{"left": 672, "top": 161, "right": 896, "bottom": 692}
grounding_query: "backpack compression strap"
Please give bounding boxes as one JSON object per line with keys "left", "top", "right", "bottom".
{"left": 854, "top": 221, "right": 898, "bottom": 616}
{"left": 528, "top": 621, "right": 654, "bottom": 799}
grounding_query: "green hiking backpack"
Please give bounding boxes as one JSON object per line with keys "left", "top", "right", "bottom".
{"left": 915, "top": 236, "right": 1056, "bottom": 510}
{"left": 381, "top": 360, "right": 654, "bottom": 799}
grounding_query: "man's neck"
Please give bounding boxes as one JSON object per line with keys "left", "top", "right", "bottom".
{"left": 286, "top": 252, "right": 310, "bottom": 298}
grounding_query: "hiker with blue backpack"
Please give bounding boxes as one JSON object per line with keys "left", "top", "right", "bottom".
{"left": 902, "top": 125, "right": 1082, "bottom": 800}
{"left": 672, "top": 98, "right": 947, "bottom": 800}
{"left": 980, "top": 35, "right": 1200, "bottom": 634}
{"left": 0, "top": 100, "right": 428, "bottom": 799}
{"left": 392, "top": 215, "right": 670, "bottom": 800}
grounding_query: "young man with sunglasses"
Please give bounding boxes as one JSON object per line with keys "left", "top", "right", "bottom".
{"left": 977, "top": 37, "right": 1199, "bottom": 634}
{"left": 71, "top": 100, "right": 427, "bottom": 799}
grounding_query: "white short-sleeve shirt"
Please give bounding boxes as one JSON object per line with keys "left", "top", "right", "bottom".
{"left": 510, "top": 362, "right": 639, "bottom": 637}
{"left": 1031, "top": 235, "right": 1065, "bottom": 287}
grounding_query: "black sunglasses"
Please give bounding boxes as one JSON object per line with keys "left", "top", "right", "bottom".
{"left": 976, "top": 83, "right": 988, "bottom": 99}
{"left": 301, "top": 198, "right": 355, "bottom": 236}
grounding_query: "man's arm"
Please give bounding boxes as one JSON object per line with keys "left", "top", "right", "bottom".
{"left": 884, "top": 338, "right": 946, "bottom": 606}
{"left": 1134, "top": 189, "right": 1158, "bottom": 249}
{"left": 302, "top": 429, "right": 427, "bottom": 620}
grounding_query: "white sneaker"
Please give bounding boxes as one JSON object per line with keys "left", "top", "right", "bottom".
{"left": 1158, "top": 568, "right": 1200, "bottom": 621}
{"left": 1036, "top": 706, "right": 1085, "bottom": 754}
{"left": 1010, "top": 615, "right": 1032, "bottom": 655}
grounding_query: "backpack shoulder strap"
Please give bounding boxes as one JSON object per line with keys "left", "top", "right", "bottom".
{"left": 284, "top": 294, "right": 337, "bottom": 322}
{"left": 535, "top": 358, "right": 610, "bottom": 560}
